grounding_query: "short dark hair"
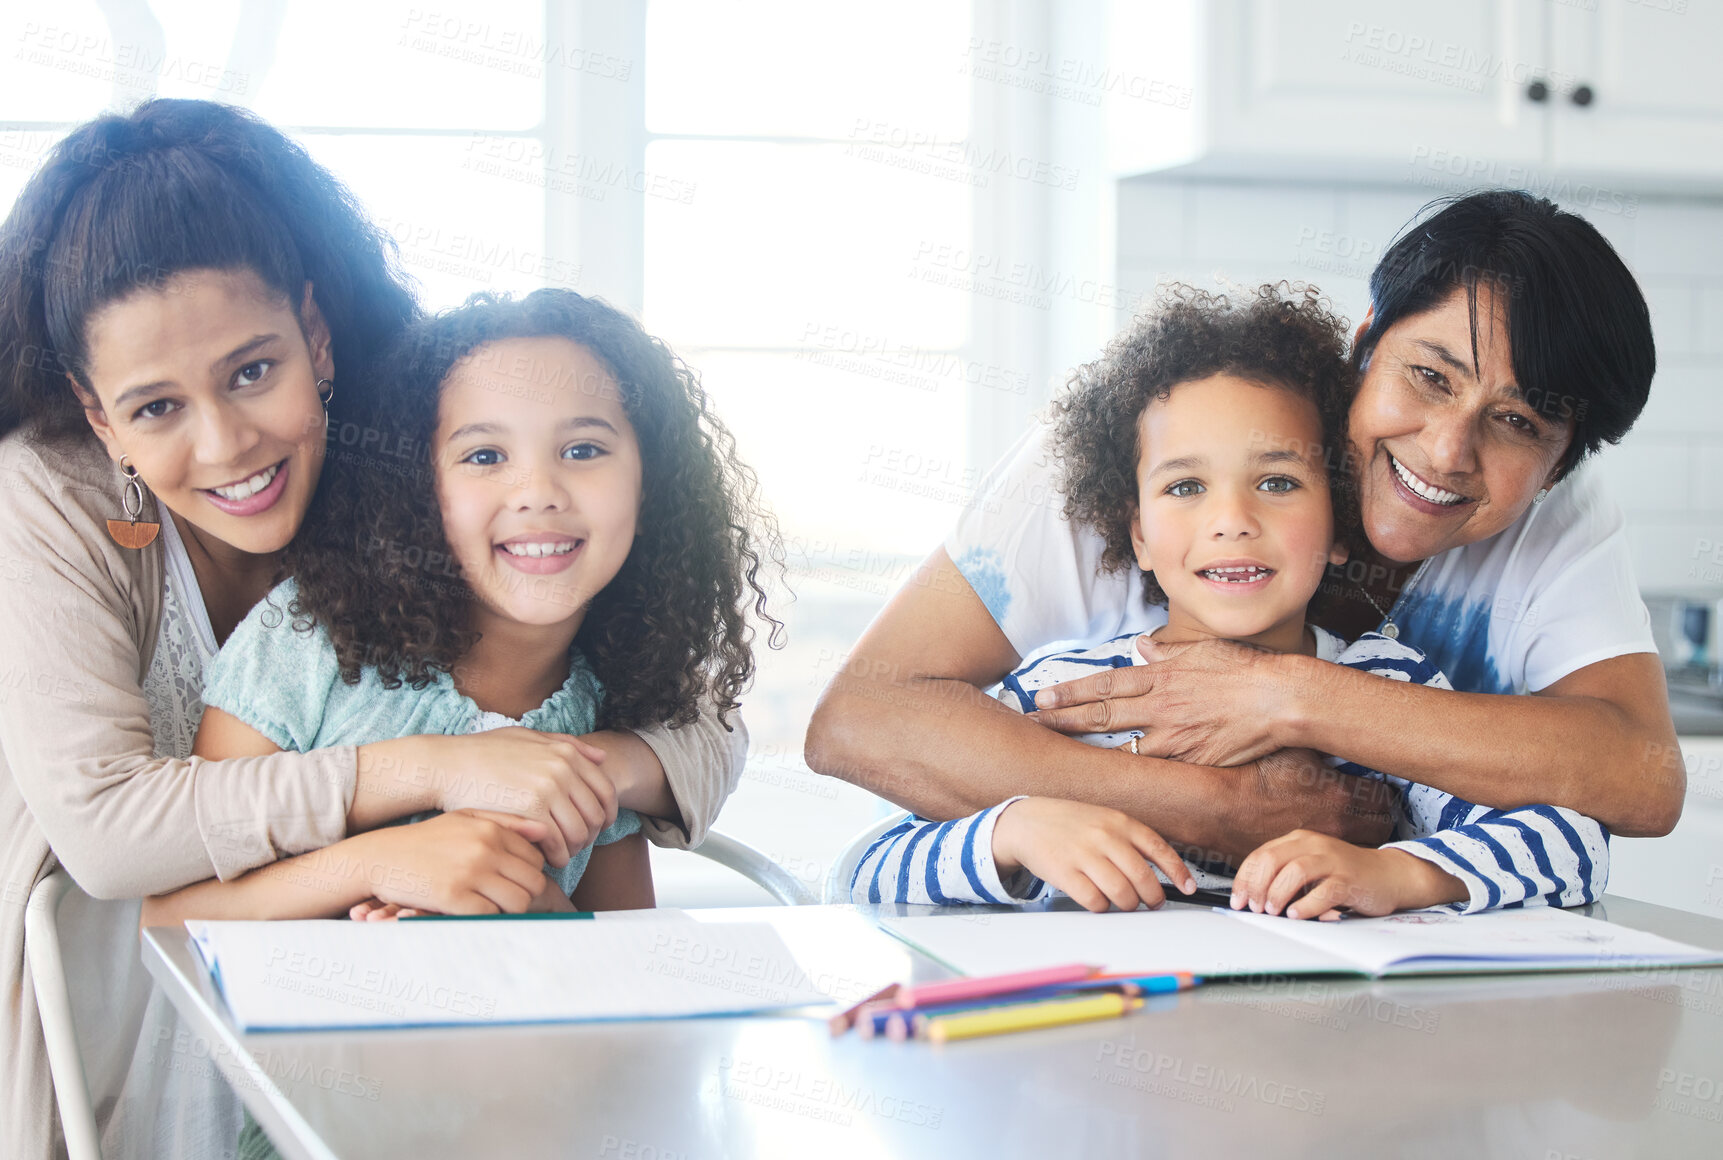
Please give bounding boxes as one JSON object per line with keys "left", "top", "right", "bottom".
{"left": 1050, "top": 282, "right": 1356, "bottom": 606}
{"left": 1357, "top": 190, "right": 1654, "bottom": 478}
{"left": 288, "top": 289, "right": 782, "bottom": 732}
{"left": 0, "top": 98, "right": 419, "bottom": 441}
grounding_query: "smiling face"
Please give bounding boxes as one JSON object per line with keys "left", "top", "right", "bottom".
{"left": 433, "top": 336, "right": 643, "bottom": 634}
{"left": 78, "top": 268, "right": 332, "bottom": 557}
{"left": 1129, "top": 373, "right": 1348, "bottom": 652}
{"left": 1349, "top": 285, "right": 1575, "bottom": 566}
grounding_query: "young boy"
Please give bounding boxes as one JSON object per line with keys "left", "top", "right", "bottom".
{"left": 854, "top": 285, "right": 1607, "bottom": 919}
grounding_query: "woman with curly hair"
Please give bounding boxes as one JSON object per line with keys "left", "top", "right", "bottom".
{"left": 0, "top": 101, "right": 749, "bottom": 1160}
{"left": 146, "top": 286, "right": 779, "bottom": 933}
{"left": 851, "top": 283, "right": 1607, "bottom": 920}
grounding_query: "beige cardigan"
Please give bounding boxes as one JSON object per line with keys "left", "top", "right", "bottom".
{"left": 0, "top": 430, "right": 744, "bottom": 1159}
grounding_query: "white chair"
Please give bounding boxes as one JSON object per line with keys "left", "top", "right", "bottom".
{"left": 823, "top": 814, "right": 908, "bottom": 904}
{"left": 25, "top": 867, "right": 102, "bottom": 1160}
{"left": 689, "top": 830, "right": 815, "bottom": 906}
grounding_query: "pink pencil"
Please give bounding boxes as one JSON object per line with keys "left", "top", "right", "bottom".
{"left": 894, "top": 963, "right": 1100, "bottom": 1009}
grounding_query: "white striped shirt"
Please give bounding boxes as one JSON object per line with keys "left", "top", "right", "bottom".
{"left": 851, "top": 629, "right": 1609, "bottom": 914}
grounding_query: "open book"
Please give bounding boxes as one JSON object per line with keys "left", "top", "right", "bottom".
{"left": 877, "top": 906, "right": 1723, "bottom": 981}
{"left": 185, "top": 914, "right": 882, "bottom": 1031}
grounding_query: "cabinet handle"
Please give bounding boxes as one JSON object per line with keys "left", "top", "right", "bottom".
{"left": 1527, "top": 79, "right": 1549, "bottom": 102}
{"left": 1571, "top": 84, "right": 1595, "bottom": 107}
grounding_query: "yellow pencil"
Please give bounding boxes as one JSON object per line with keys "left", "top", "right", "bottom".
{"left": 923, "top": 992, "right": 1141, "bottom": 1043}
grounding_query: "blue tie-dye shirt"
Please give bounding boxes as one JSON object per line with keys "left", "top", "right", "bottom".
{"left": 944, "top": 422, "right": 1656, "bottom": 696}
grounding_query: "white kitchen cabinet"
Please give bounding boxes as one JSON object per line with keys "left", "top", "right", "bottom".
{"left": 1549, "top": 0, "right": 1723, "bottom": 187}
{"left": 1109, "top": 0, "right": 1723, "bottom": 191}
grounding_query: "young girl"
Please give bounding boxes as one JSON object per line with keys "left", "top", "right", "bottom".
{"left": 143, "top": 288, "right": 779, "bottom": 925}
{"left": 853, "top": 284, "right": 1608, "bottom": 920}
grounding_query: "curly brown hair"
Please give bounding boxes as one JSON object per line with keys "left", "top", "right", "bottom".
{"left": 1048, "top": 282, "right": 1358, "bottom": 606}
{"left": 285, "top": 289, "right": 782, "bottom": 732}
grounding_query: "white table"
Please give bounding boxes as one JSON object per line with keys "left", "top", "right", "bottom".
{"left": 143, "top": 898, "right": 1723, "bottom": 1159}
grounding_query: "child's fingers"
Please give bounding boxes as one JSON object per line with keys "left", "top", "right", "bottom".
{"left": 1105, "top": 842, "right": 1167, "bottom": 910}
{"left": 1123, "top": 823, "right": 1195, "bottom": 894}
{"left": 480, "top": 814, "right": 557, "bottom": 870}
{"left": 1080, "top": 858, "right": 1148, "bottom": 913}
{"left": 1263, "top": 858, "right": 1324, "bottom": 917}
{"left": 1231, "top": 836, "right": 1296, "bottom": 910}
{"left": 1056, "top": 871, "right": 1114, "bottom": 914}
{"left": 1283, "top": 876, "right": 1355, "bottom": 921}
{"left": 463, "top": 809, "right": 551, "bottom": 851}
{"left": 443, "top": 892, "right": 502, "bottom": 916}
{"left": 475, "top": 873, "right": 538, "bottom": 915}
{"left": 348, "top": 899, "right": 382, "bottom": 921}
{"left": 457, "top": 810, "right": 561, "bottom": 878}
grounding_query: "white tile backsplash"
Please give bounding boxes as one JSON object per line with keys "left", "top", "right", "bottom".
{"left": 1591, "top": 437, "right": 1694, "bottom": 515}
{"left": 1634, "top": 200, "right": 1723, "bottom": 277}
{"left": 1116, "top": 175, "right": 1723, "bottom": 596}
{"left": 1187, "top": 184, "right": 1337, "bottom": 265}
{"left": 1699, "top": 286, "right": 1723, "bottom": 358}
{"left": 1632, "top": 364, "right": 1723, "bottom": 436}
{"left": 1643, "top": 280, "right": 1698, "bottom": 358}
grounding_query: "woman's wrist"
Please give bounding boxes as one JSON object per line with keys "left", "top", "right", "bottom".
{"left": 1271, "top": 652, "right": 1327, "bottom": 751}
{"left": 588, "top": 729, "right": 678, "bottom": 820}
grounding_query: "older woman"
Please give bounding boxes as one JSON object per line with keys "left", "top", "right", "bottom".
{"left": 0, "top": 101, "right": 742, "bottom": 1160}
{"left": 808, "top": 191, "right": 1682, "bottom": 868}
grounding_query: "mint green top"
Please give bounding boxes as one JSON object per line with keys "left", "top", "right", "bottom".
{"left": 201, "top": 577, "right": 639, "bottom": 896}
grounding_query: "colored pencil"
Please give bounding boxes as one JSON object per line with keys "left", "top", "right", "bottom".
{"left": 857, "top": 980, "right": 1139, "bottom": 1039}
{"left": 1087, "top": 971, "right": 1200, "bottom": 994}
{"left": 892, "top": 963, "right": 1099, "bottom": 1009}
{"left": 828, "top": 983, "right": 900, "bottom": 1036}
{"left": 924, "top": 992, "right": 1142, "bottom": 1043}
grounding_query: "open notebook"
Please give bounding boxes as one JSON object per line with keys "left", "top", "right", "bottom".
{"left": 878, "top": 907, "right": 1723, "bottom": 980}
{"left": 186, "top": 915, "right": 858, "bottom": 1031}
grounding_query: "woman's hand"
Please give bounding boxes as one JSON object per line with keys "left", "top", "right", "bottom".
{"left": 363, "top": 728, "right": 619, "bottom": 867}
{"left": 357, "top": 809, "right": 550, "bottom": 916}
{"left": 1230, "top": 829, "right": 1466, "bottom": 920}
{"left": 1029, "top": 637, "right": 1302, "bottom": 767}
{"left": 991, "top": 797, "right": 1197, "bottom": 913}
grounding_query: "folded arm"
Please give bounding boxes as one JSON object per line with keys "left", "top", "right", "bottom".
{"left": 1282, "top": 651, "right": 1681, "bottom": 837}
{"left": 805, "top": 548, "right": 1394, "bottom": 864}
{"left": 1385, "top": 800, "right": 1609, "bottom": 912}
{"left": 1033, "top": 638, "right": 1682, "bottom": 838}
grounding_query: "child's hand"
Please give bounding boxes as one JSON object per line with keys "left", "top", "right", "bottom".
{"left": 349, "top": 899, "right": 422, "bottom": 921}
{"left": 350, "top": 876, "right": 575, "bottom": 921}
{"left": 417, "top": 727, "right": 620, "bottom": 867}
{"left": 991, "top": 798, "right": 1196, "bottom": 913}
{"left": 1230, "top": 830, "right": 1467, "bottom": 920}
{"left": 361, "top": 809, "right": 550, "bottom": 916}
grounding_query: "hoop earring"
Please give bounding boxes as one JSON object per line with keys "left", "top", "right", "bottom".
{"left": 317, "top": 378, "right": 335, "bottom": 409}
{"left": 107, "top": 455, "right": 160, "bottom": 549}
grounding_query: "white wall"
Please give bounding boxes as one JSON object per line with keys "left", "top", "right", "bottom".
{"left": 1115, "top": 176, "right": 1723, "bottom": 598}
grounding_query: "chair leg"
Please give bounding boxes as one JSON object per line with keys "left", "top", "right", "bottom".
{"left": 26, "top": 869, "right": 104, "bottom": 1160}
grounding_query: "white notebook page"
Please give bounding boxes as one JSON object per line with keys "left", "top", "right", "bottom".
{"left": 187, "top": 917, "right": 840, "bottom": 1030}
